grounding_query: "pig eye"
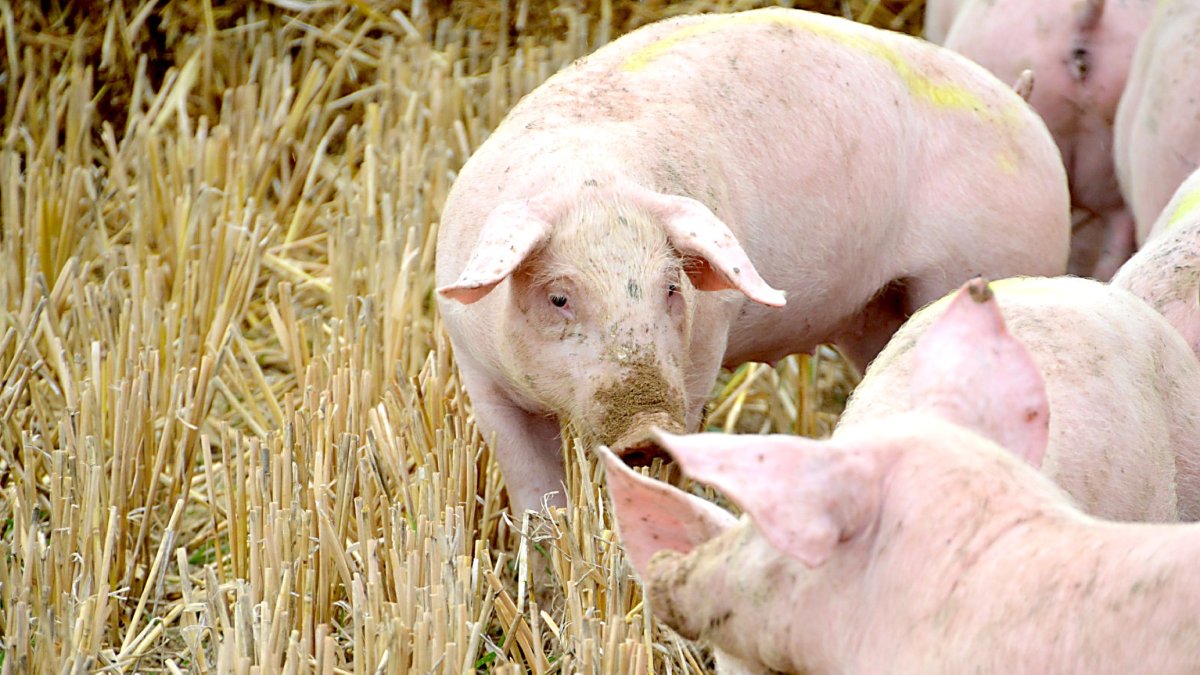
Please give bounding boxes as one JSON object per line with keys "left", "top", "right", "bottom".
{"left": 667, "top": 283, "right": 679, "bottom": 296}
{"left": 549, "top": 293, "right": 569, "bottom": 308}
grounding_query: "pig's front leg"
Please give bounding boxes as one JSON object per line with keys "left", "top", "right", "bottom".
{"left": 456, "top": 358, "right": 567, "bottom": 517}
{"left": 831, "top": 282, "right": 910, "bottom": 374}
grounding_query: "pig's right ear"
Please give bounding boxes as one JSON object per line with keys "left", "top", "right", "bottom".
{"left": 911, "top": 278, "right": 1050, "bottom": 467}
{"left": 627, "top": 186, "right": 786, "bottom": 308}
{"left": 651, "top": 430, "right": 879, "bottom": 568}
{"left": 437, "top": 200, "right": 552, "bottom": 304}
{"left": 600, "top": 445, "right": 736, "bottom": 580}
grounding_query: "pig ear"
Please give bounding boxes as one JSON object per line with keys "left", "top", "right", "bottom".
{"left": 1012, "top": 69, "right": 1035, "bottom": 102}
{"left": 629, "top": 188, "right": 785, "bottom": 307}
{"left": 911, "top": 278, "right": 1050, "bottom": 467}
{"left": 437, "top": 199, "right": 552, "bottom": 304}
{"left": 651, "top": 430, "right": 879, "bottom": 568}
{"left": 600, "top": 445, "right": 736, "bottom": 579}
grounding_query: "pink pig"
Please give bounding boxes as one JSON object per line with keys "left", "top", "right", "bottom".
{"left": 435, "top": 8, "right": 1070, "bottom": 517}
{"left": 604, "top": 282, "right": 1200, "bottom": 674}
{"left": 1112, "top": 166, "right": 1200, "bottom": 360}
{"left": 925, "top": 0, "right": 1156, "bottom": 279}
{"left": 840, "top": 275, "right": 1200, "bottom": 522}
{"left": 1113, "top": 0, "right": 1200, "bottom": 244}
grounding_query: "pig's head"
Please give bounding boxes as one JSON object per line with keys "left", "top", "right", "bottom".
{"left": 438, "top": 180, "right": 785, "bottom": 460}
{"left": 600, "top": 434, "right": 883, "bottom": 675}
{"left": 603, "top": 279, "right": 1054, "bottom": 674}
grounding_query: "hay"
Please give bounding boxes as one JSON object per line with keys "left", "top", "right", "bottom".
{"left": 1, "top": 0, "right": 913, "bottom": 671}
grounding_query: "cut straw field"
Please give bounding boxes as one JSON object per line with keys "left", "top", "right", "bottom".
{"left": 0, "top": 1, "right": 918, "bottom": 671}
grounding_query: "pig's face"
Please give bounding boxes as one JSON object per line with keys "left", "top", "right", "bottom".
{"left": 500, "top": 201, "right": 695, "bottom": 453}
{"left": 438, "top": 181, "right": 786, "bottom": 459}
{"left": 603, "top": 428, "right": 890, "bottom": 674}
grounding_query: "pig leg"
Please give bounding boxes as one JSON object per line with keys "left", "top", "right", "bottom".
{"left": 1067, "top": 209, "right": 1105, "bottom": 278}
{"left": 835, "top": 280, "right": 910, "bottom": 373}
{"left": 1091, "top": 208, "right": 1136, "bottom": 282}
{"left": 455, "top": 357, "right": 567, "bottom": 517}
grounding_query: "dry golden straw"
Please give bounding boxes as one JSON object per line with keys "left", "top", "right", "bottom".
{"left": 1, "top": 0, "right": 911, "bottom": 671}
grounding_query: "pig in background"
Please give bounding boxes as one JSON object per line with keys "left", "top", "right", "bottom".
{"left": 604, "top": 282, "right": 1200, "bottom": 675}
{"left": 839, "top": 275, "right": 1200, "bottom": 522}
{"left": 1114, "top": 0, "right": 1200, "bottom": 244}
{"left": 1112, "top": 166, "right": 1200, "bottom": 360}
{"left": 925, "top": 0, "right": 1156, "bottom": 279}
{"left": 435, "top": 7, "right": 1071, "bottom": 518}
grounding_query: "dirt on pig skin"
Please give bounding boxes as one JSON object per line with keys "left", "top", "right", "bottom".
{"left": 593, "top": 352, "right": 686, "bottom": 465}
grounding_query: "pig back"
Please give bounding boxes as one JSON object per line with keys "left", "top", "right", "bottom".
{"left": 439, "top": 8, "right": 1070, "bottom": 363}
{"left": 840, "top": 276, "right": 1200, "bottom": 522}
{"left": 1114, "top": 0, "right": 1200, "bottom": 242}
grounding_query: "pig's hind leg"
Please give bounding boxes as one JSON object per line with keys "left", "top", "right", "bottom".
{"left": 1091, "top": 208, "right": 1136, "bottom": 282}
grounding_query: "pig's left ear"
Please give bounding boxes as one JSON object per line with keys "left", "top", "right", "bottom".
{"left": 600, "top": 445, "right": 737, "bottom": 579}
{"left": 651, "top": 430, "right": 879, "bottom": 568}
{"left": 630, "top": 187, "right": 786, "bottom": 308}
{"left": 911, "top": 278, "right": 1050, "bottom": 467}
{"left": 437, "top": 199, "right": 553, "bottom": 304}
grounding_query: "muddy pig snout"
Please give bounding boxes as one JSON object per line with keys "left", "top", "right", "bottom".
{"left": 610, "top": 412, "right": 687, "bottom": 466}
{"left": 592, "top": 354, "right": 688, "bottom": 466}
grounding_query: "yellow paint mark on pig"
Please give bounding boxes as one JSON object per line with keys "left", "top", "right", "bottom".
{"left": 995, "top": 152, "right": 1019, "bottom": 175}
{"left": 623, "top": 12, "right": 1015, "bottom": 124}
{"left": 1166, "top": 186, "right": 1200, "bottom": 230}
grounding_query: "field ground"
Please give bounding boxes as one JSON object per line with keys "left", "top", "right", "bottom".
{"left": 0, "top": 1, "right": 918, "bottom": 671}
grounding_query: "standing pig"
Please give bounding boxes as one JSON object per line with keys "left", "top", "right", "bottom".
{"left": 925, "top": 0, "right": 1156, "bottom": 279}
{"left": 839, "top": 275, "right": 1200, "bottom": 522}
{"left": 1111, "top": 166, "right": 1200, "bottom": 359}
{"left": 436, "top": 7, "right": 1071, "bottom": 517}
{"left": 1113, "top": 0, "right": 1200, "bottom": 244}
{"left": 603, "top": 283, "right": 1200, "bottom": 674}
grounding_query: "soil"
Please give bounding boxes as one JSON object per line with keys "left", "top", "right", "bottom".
{"left": 592, "top": 352, "right": 686, "bottom": 463}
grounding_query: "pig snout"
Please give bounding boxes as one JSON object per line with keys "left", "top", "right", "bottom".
{"left": 609, "top": 411, "right": 687, "bottom": 466}
{"left": 591, "top": 355, "right": 687, "bottom": 466}
{"left": 644, "top": 549, "right": 705, "bottom": 640}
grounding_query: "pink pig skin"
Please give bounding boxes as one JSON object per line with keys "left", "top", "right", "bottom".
{"left": 1114, "top": 0, "right": 1200, "bottom": 245}
{"left": 604, "top": 417, "right": 1200, "bottom": 675}
{"left": 435, "top": 8, "right": 1070, "bottom": 517}
{"left": 606, "top": 282, "right": 1200, "bottom": 673}
{"left": 840, "top": 275, "right": 1200, "bottom": 522}
{"left": 926, "top": 0, "right": 1155, "bottom": 280}
{"left": 922, "top": 0, "right": 968, "bottom": 43}
{"left": 1112, "top": 167, "right": 1200, "bottom": 361}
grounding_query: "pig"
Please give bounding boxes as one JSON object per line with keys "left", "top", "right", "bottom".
{"left": 925, "top": 0, "right": 1156, "bottom": 279}
{"left": 603, "top": 282, "right": 1200, "bottom": 674}
{"left": 921, "top": 0, "right": 967, "bottom": 43}
{"left": 1111, "top": 166, "right": 1200, "bottom": 360}
{"left": 1113, "top": 0, "right": 1200, "bottom": 245}
{"left": 435, "top": 7, "right": 1071, "bottom": 517}
{"left": 839, "top": 275, "right": 1200, "bottom": 522}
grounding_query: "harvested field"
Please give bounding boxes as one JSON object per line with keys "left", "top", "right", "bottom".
{"left": 0, "top": 1, "right": 915, "bottom": 671}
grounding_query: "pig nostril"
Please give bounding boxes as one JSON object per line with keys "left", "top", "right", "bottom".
{"left": 613, "top": 438, "right": 671, "bottom": 468}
